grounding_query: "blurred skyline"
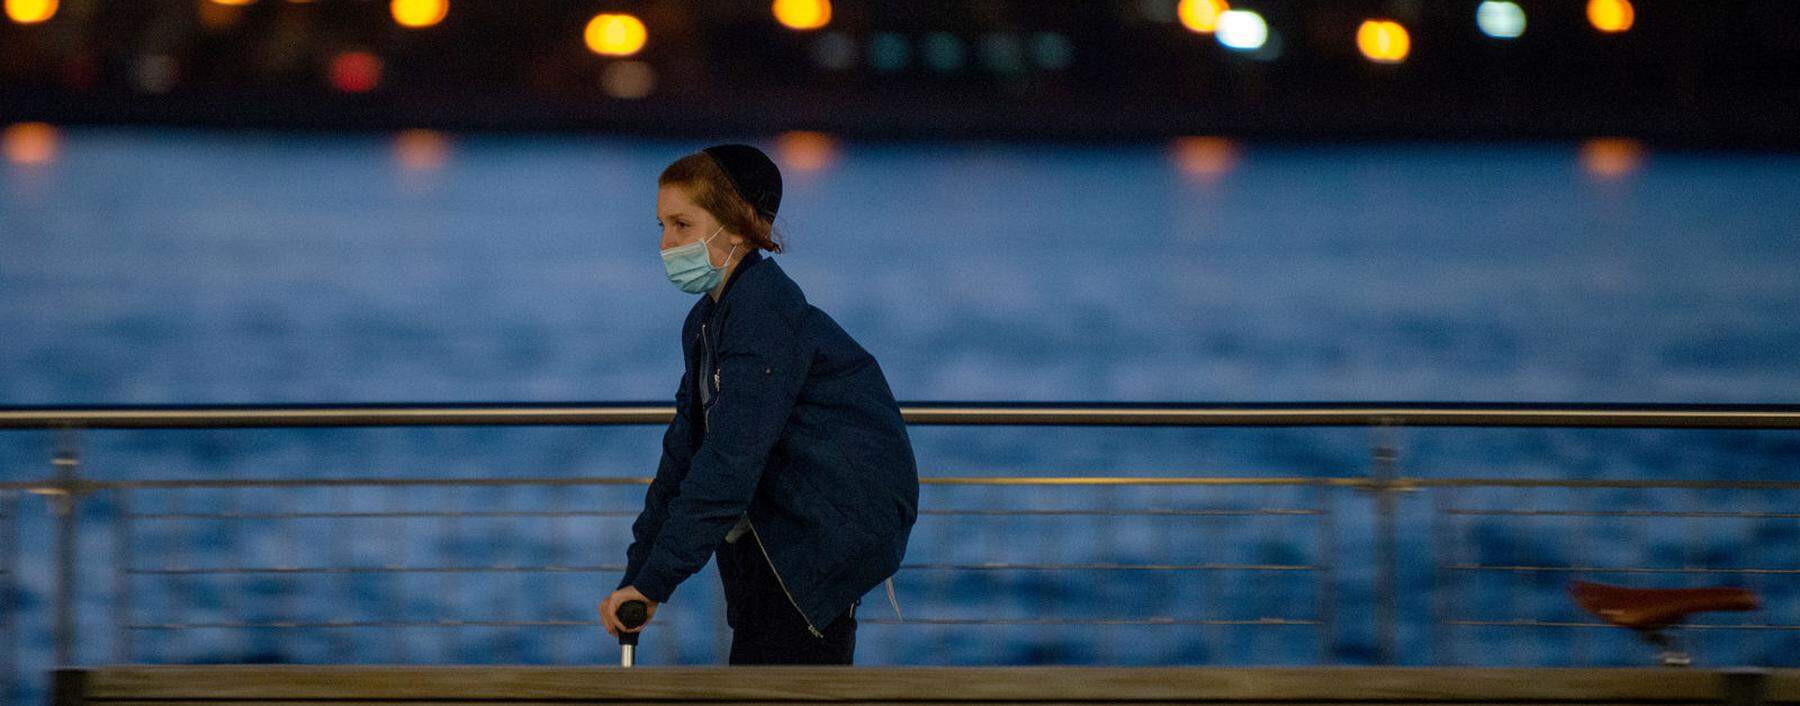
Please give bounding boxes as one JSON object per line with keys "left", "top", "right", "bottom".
{"left": 3, "top": 1, "right": 1798, "bottom": 146}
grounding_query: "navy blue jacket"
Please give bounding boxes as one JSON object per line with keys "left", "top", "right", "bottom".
{"left": 618, "top": 248, "right": 919, "bottom": 635}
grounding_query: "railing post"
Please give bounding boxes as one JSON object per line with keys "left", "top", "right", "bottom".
{"left": 113, "top": 487, "right": 134, "bottom": 663}
{"left": 1, "top": 489, "right": 18, "bottom": 702}
{"left": 1314, "top": 481, "right": 1337, "bottom": 663}
{"left": 50, "top": 427, "right": 83, "bottom": 666}
{"left": 1370, "top": 420, "right": 1400, "bottom": 665}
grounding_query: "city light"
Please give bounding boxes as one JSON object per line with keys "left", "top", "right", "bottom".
{"left": 3, "top": 122, "right": 59, "bottom": 166}
{"left": 1177, "top": 0, "right": 1227, "bottom": 35}
{"left": 391, "top": 0, "right": 448, "bottom": 29}
{"left": 1215, "top": 10, "right": 1267, "bottom": 52}
{"left": 1587, "top": 0, "right": 1634, "bottom": 33}
{"left": 1170, "top": 136, "right": 1238, "bottom": 184}
{"left": 5, "top": 0, "right": 57, "bottom": 25}
{"left": 208, "top": 0, "right": 255, "bottom": 6}
{"left": 772, "top": 0, "right": 830, "bottom": 31}
{"left": 1580, "top": 137, "right": 1645, "bottom": 180}
{"left": 601, "top": 61, "right": 657, "bottom": 99}
{"left": 921, "top": 32, "right": 966, "bottom": 73}
{"left": 585, "top": 13, "right": 647, "bottom": 57}
{"left": 392, "top": 129, "right": 451, "bottom": 173}
{"left": 1356, "top": 20, "right": 1410, "bottom": 64}
{"left": 1580, "top": 138, "right": 1644, "bottom": 180}
{"left": 868, "top": 32, "right": 909, "bottom": 72}
{"left": 197, "top": 0, "right": 246, "bottom": 31}
{"left": 1476, "top": 1, "right": 1526, "bottom": 39}
{"left": 130, "top": 55, "right": 179, "bottom": 94}
{"left": 775, "top": 131, "right": 838, "bottom": 173}
{"left": 977, "top": 32, "right": 1026, "bottom": 75}
{"left": 1030, "top": 32, "right": 1073, "bottom": 70}
{"left": 811, "top": 31, "right": 856, "bottom": 70}
{"left": 328, "top": 51, "right": 382, "bottom": 93}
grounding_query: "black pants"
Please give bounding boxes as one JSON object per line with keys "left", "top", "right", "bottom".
{"left": 716, "top": 533, "right": 858, "bottom": 665}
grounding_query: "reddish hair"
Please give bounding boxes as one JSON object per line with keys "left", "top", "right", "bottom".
{"left": 659, "top": 152, "right": 785, "bottom": 253}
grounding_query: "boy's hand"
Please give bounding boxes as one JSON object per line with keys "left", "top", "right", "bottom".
{"left": 598, "top": 585, "right": 658, "bottom": 637}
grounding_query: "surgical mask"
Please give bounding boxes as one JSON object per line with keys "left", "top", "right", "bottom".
{"left": 661, "top": 223, "right": 740, "bottom": 294}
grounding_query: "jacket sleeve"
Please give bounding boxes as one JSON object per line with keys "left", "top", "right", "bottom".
{"left": 628, "top": 302, "right": 809, "bottom": 603}
{"left": 617, "top": 366, "right": 697, "bottom": 591}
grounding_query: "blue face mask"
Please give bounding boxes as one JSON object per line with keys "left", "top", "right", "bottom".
{"left": 661, "top": 223, "right": 740, "bottom": 294}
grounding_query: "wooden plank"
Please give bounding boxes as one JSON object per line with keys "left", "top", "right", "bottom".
{"left": 1764, "top": 671, "right": 1800, "bottom": 703}
{"left": 83, "top": 702, "right": 1726, "bottom": 706}
{"left": 78, "top": 666, "right": 1754, "bottom": 702}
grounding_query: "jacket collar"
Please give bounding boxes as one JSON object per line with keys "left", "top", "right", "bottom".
{"left": 702, "top": 247, "right": 765, "bottom": 313}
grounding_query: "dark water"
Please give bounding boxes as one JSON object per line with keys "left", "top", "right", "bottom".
{"left": 2, "top": 128, "right": 1798, "bottom": 700}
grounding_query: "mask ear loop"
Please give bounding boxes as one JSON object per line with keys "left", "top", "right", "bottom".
{"left": 697, "top": 223, "right": 732, "bottom": 270}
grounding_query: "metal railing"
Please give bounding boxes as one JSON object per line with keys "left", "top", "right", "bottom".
{"left": 5, "top": 401, "right": 1800, "bottom": 429}
{"left": 1, "top": 401, "right": 1797, "bottom": 680}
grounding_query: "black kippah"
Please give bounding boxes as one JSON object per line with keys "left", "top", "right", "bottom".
{"left": 700, "top": 143, "right": 782, "bottom": 222}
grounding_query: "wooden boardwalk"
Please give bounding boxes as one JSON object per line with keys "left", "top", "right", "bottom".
{"left": 53, "top": 665, "right": 1799, "bottom": 705}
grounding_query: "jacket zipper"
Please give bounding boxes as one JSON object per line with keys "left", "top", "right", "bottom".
{"left": 746, "top": 516, "right": 824, "bottom": 638}
{"left": 704, "top": 312, "right": 822, "bottom": 639}
{"left": 701, "top": 321, "right": 713, "bottom": 432}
